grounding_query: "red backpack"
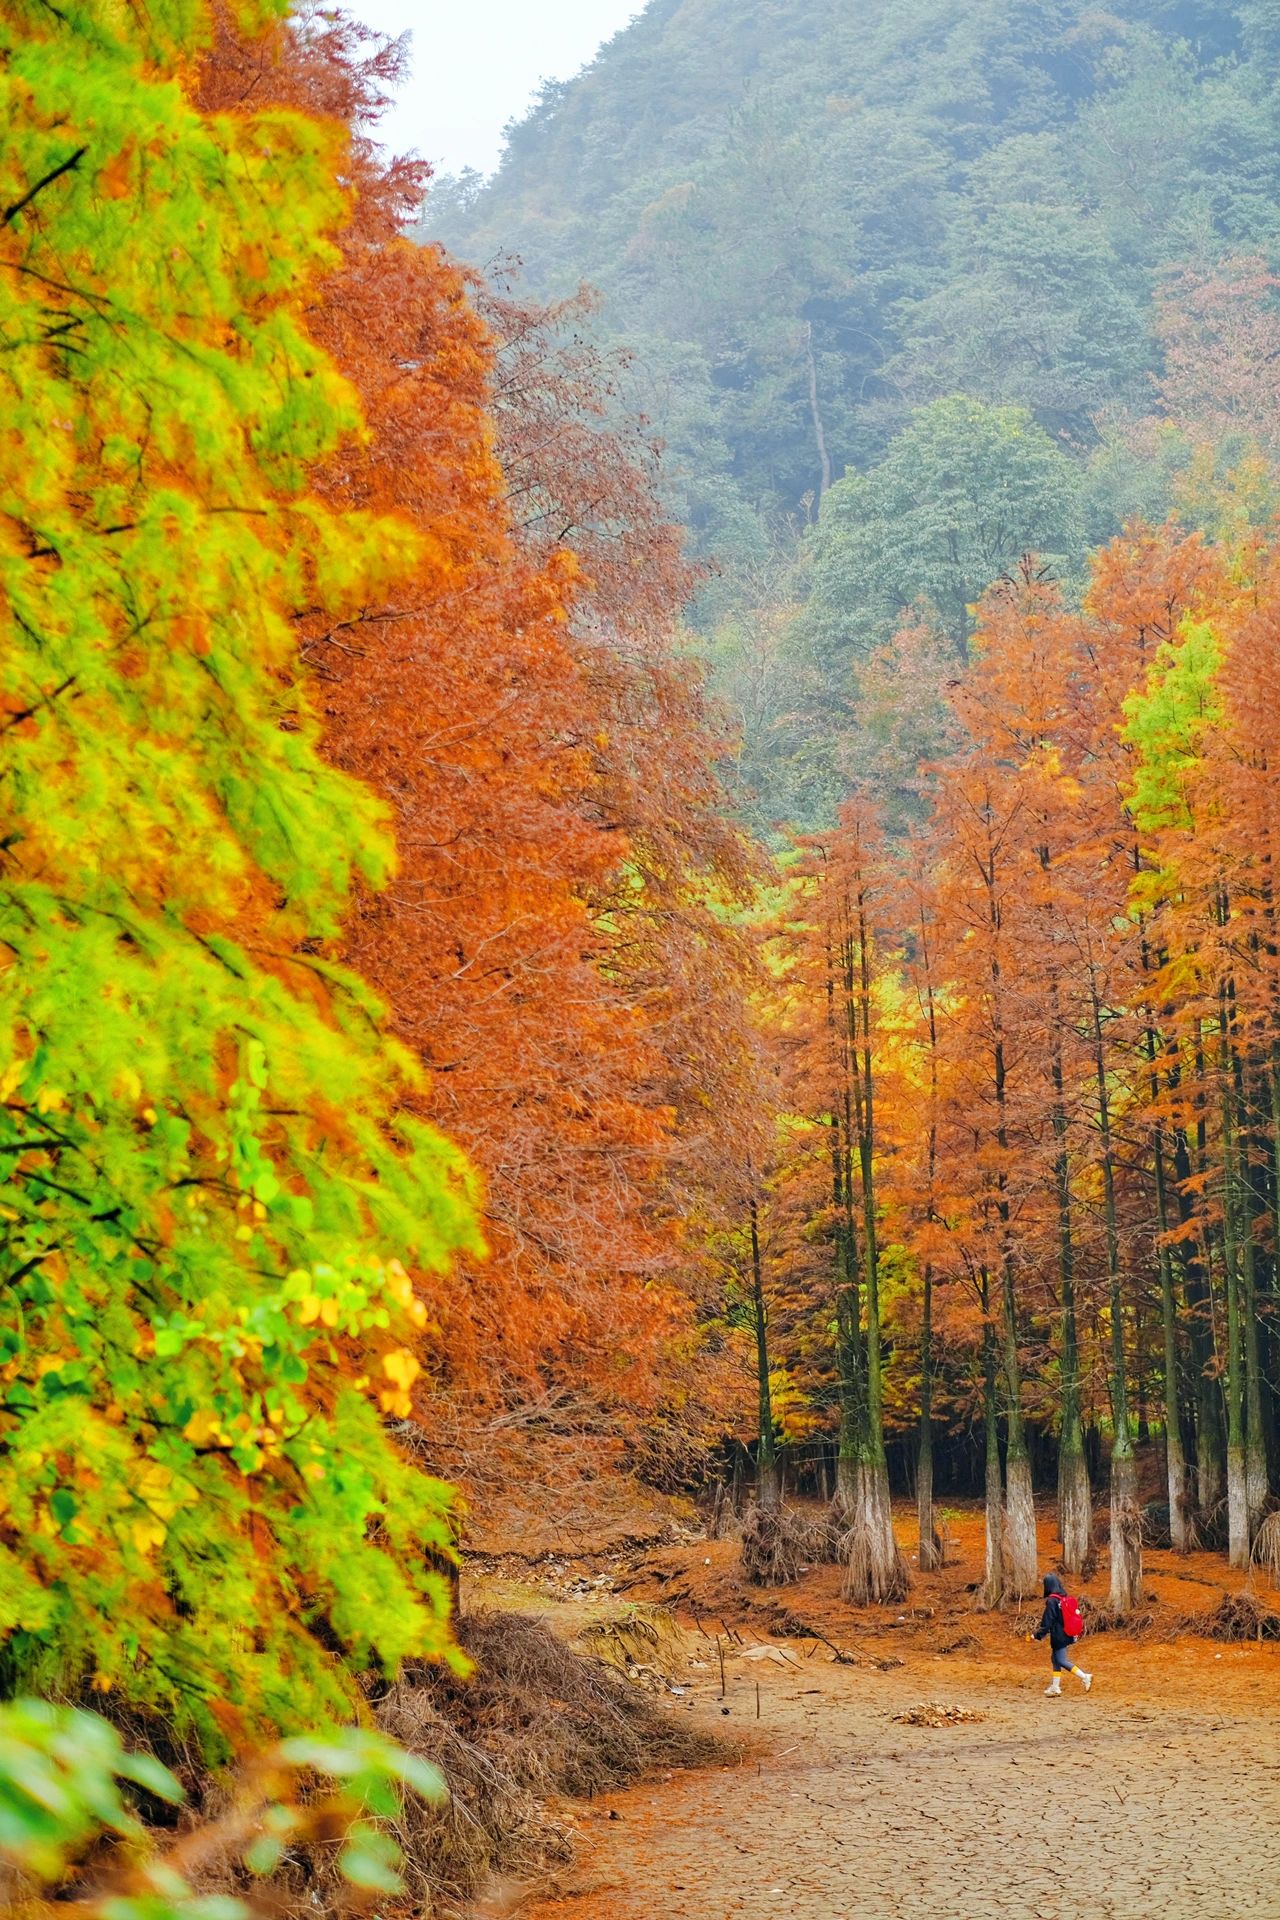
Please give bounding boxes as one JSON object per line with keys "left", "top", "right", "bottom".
{"left": 1058, "top": 1592, "right": 1084, "bottom": 1637}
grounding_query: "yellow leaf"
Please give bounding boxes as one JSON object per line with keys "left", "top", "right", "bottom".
{"left": 381, "top": 1347, "right": 420, "bottom": 1392}
{"left": 183, "top": 1407, "right": 222, "bottom": 1446}
{"left": 132, "top": 1517, "right": 166, "bottom": 1554}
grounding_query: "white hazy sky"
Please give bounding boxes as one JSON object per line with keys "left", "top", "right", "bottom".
{"left": 344, "top": 0, "right": 642, "bottom": 178}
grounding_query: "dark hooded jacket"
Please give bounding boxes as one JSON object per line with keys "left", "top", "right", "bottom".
{"left": 1033, "top": 1572, "right": 1074, "bottom": 1649}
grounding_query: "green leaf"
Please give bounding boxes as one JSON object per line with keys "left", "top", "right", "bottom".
{"left": 244, "top": 1834, "right": 284, "bottom": 1875}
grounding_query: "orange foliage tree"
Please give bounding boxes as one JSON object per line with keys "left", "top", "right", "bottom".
{"left": 201, "top": 13, "right": 761, "bottom": 1507}
{"left": 752, "top": 524, "right": 1280, "bottom": 1604}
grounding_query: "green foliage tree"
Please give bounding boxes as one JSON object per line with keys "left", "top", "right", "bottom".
{"left": 895, "top": 136, "right": 1151, "bottom": 436}
{"left": 801, "top": 396, "right": 1082, "bottom": 665}
{"left": 0, "top": 0, "right": 481, "bottom": 1751}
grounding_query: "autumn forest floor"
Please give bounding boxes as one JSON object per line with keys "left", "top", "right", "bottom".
{"left": 469, "top": 1497, "right": 1280, "bottom": 1920}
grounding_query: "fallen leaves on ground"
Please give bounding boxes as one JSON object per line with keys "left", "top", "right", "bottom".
{"left": 891, "top": 1702, "right": 986, "bottom": 1727}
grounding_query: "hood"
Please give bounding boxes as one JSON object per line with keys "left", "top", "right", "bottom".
{"left": 1043, "top": 1573, "right": 1066, "bottom": 1597}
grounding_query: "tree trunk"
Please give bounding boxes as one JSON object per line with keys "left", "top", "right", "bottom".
{"left": 1109, "top": 1447, "right": 1144, "bottom": 1612}
{"left": 1050, "top": 1011, "right": 1092, "bottom": 1573}
{"left": 1241, "top": 1196, "right": 1270, "bottom": 1531}
{"left": 1222, "top": 1081, "right": 1250, "bottom": 1567}
{"left": 1155, "top": 1132, "right": 1193, "bottom": 1552}
{"left": 1229, "top": 1031, "right": 1270, "bottom": 1530}
{"left": 1174, "top": 1114, "right": 1225, "bottom": 1519}
{"left": 917, "top": 1264, "right": 942, "bottom": 1571}
{"left": 804, "top": 320, "right": 833, "bottom": 500}
{"left": 843, "top": 1455, "right": 908, "bottom": 1604}
{"left": 832, "top": 1179, "right": 864, "bottom": 1521}
{"left": 917, "top": 936, "right": 944, "bottom": 1573}
{"left": 1090, "top": 970, "right": 1143, "bottom": 1611}
{"left": 985, "top": 894, "right": 1035, "bottom": 1598}
{"left": 1191, "top": 1254, "right": 1225, "bottom": 1519}
{"left": 827, "top": 942, "right": 865, "bottom": 1526}
{"left": 1058, "top": 1442, "right": 1093, "bottom": 1578}
{"left": 1003, "top": 1441, "right": 1039, "bottom": 1601}
{"left": 979, "top": 1293, "right": 1005, "bottom": 1610}
{"left": 841, "top": 895, "right": 907, "bottom": 1603}
{"left": 750, "top": 1195, "right": 780, "bottom": 1510}
{"left": 999, "top": 1250, "right": 1039, "bottom": 1599}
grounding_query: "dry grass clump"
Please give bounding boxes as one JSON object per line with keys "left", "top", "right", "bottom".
{"left": 1250, "top": 1511, "right": 1280, "bottom": 1588}
{"left": 1179, "top": 1591, "right": 1280, "bottom": 1642}
{"left": 375, "top": 1609, "right": 723, "bottom": 1915}
{"left": 177, "top": 1609, "right": 721, "bottom": 1920}
{"left": 1076, "top": 1599, "right": 1160, "bottom": 1637}
{"left": 1079, "top": 1588, "right": 1280, "bottom": 1642}
{"left": 739, "top": 1503, "right": 827, "bottom": 1587}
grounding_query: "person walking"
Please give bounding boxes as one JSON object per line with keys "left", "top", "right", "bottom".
{"left": 1032, "top": 1571, "right": 1092, "bottom": 1695}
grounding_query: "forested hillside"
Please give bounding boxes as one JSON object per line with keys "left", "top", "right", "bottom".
{"left": 429, "top": 0, "right": 1280, "bottom": 819}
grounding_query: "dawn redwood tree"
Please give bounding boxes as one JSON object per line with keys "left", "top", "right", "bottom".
{"left": 1126, "top": 617, "right": 1254, "bottom": 1560}
{"left": 925, "top": 740, "right": 1041, "bottom": 1603}
{"left": 783, "top": 804, "right": 908, "bottom": 1601}
{"left": 973, "top": 574, "right": 1155, "bottom": 1604}
{"left": 477, "top": 275, "right": 764, "bottom": 1262}
{"left": 953, "top": 577, "right": 1101, "bottom": 1579}
{"left": 1088, "top": 527, "right": 1234, "bottom": 1548}
{"left": 1121, "top": 536, "right": 1280, "bottom": 1562}
{"left": 202, "top": 14, "right": 761, "bottom": 1461}
{"left": 893, "top": 838, "right": 948, "bottom": 1572}
{"left": 1209, "top": 570, "right": 1280, "bottom": 1522}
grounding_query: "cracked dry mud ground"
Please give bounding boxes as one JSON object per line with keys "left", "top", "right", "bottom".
{"left": 524, "top": 1636, "right": 1280, "bottom": 1920}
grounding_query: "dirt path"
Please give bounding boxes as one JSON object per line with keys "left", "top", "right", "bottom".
{"left": 503, "top": 1500, "right": 1280, "bottom": 1920}
{"left": 525, "top": 1635, "right": 1279, "bottom": 1920}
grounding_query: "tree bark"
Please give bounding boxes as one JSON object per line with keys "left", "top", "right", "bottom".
{"left": 980, "top": 1284, "right": 1006, "bottom": 1610}
{"left": 916, "top": 921, "right": 944, "bottom": 1572}
{"left": 1172, "top": 1113, "right": 1225, "bottom": 1518}
{"left": 804, "top": 320, "right": 833, "bottom": 500}
{"left": 750, "top": 1194, "right": 780, "bottom": 1510}
{"left": 1143, "top": 997, "right": 1192, "bottom": 1551}
{"left": 1221, "top": 1067, "right": 1250, "bottom": 1566}
{"left": 999, "top": 1254, "right": 1040, "bottom": 1600}
{"left": 917, "top": 1262, "right": 943, "bottom": 1571}
{"left": 1089, "top": 967, "right": 1143, "bottom": 1611}
{"left": 840, "top": 892, "right": 907, "bottom": 1602}
{"left": 1050, "top": 1000, "right": 1092, "bottom": 1573}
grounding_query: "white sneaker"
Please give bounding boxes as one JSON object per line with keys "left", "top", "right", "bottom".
{"left": 1079, "top": 1670, "right": 1093, "bottom": 1692}
{"left": 1044, "top": 1678, "right": 1061, "bottom": 1696}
